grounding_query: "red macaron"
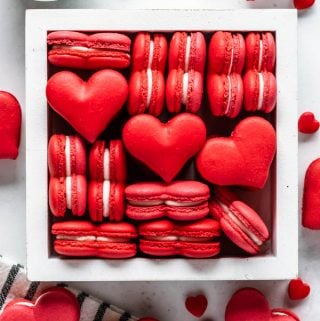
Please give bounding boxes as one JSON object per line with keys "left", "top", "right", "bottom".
{"left": 49, "top": 175, "right": 87, "bottom": 217}
{"left": 88, "top": 181, "right": 125, "bottom": 222}
{"left": 209, "top": 187, "right": 269, "bottom": 255}
{"left": 47, "top": 31, "right": 131, "bottom": 70}
{"left": 207, "top": 73, "right": 243, "bottom": 118}
{"left": 166, "top": 32, "right": 206, "bottom": 113}
{"left": 52, "top": 221, "right": 137, "bottom": 258}
{"left": 48, "top": 134, "right": 86, "bottom": 178}
{"left": 243, "top": 70, "right": 277, "bottom": 113}
{"left": 128, "top": 33, "right": 167, "bottom": 116}
{"left": 245, "top": 32, "right": 276, "bottom": 72}
{"left": 208, "top": 31, "right": 245, "bottom": 75}
{"left": 139, "top": 219, "right": 221, "bottom": 258}
{"left": 89, "top": 139, "right": 126, "bottom": 182}
{"left": 125, "top": 180, "right": 210, "bottom": 221}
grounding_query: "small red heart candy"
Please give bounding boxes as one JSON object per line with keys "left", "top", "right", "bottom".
{"left": 0, "top": 91, "right": 21, "bottom": 159}
{"left": 288, "top": 278, "right": 311, "bottom": 300}
{"left": 0, "top": 287, "right": 80, "bottom": 321}
{"left": 123, "top": 113, "right": 206, "bottom": 182}
{"left": 46, "top": 70, "right": 128, "bottom": 143}
{"left": 298, "top": 112, "right": 319, "bottom": 134}
{"left": 294, "top": 0, "right": 315, "bottom": 9}
{"left": 185, "top": 294, "right": 208, "bottom": 318}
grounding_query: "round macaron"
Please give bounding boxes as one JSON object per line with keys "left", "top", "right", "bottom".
{"left": 89, "top": 139, "right": 126, "bottom": 182}
{"left": 243, "top": 70, "right": 277, "bottom": 113}
{"left": 128, "top": 33, "right": 167, "bottom": 116}
{"left": 207, "top": 73, "right": 243, "bottom": 118}
{"left": 271, "top": 309, "right": 300, "bottom": 321}
{"left": 208, "top": 31, "right": 245, "bottom": 75}
{"left": 52, "top": 221, "right": 137, "bottom": 259}
{"left": 47, "top": 31, "right": 131, "bottom": 70}
{"left": 49, "top": 175, "right": 87, "bottom": 217}
{"left": 48, "top": 134, "right": 86, "bottom": 178}
{"left": 88, "top": 181, "right": 125, "bottom": 222}
{"left": 209, "top": 186, "right": 269, "bottom": 255}
{"left": 245, "top": 32, "right": 276, "bottom": 72}
{"left": 166, "top": 31, "right": 206, "bottom": 113}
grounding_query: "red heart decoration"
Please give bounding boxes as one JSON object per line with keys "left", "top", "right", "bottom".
{"left": 196, "top": 116, "right": 276, "bottom": 189}
{"left": 46, "top": 70, "right": 128, "bottom": 143}
{"left": 225, "top": 288, "right": 271, "bottom": 321}
{"left": 0, "top": 91, "right": 21, "bottom": 159}
{"left": 288, "top": 278, "right": 311, "bottom": 300}
{"left": 298, "top": 112, "right": 319, "bottom": 134}
{"left": 0, "top": 287, "right": 80, "bottom": 321}
{"left": 185, "top": 294, "right": 208, "bottom": 318}
{"left": 294, "top": 0, "right": 315, "bottom": 9}
{"left": 123, "top": 113, "right": 206, "bottom": 182}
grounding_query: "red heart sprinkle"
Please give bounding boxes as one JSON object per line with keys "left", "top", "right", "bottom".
{"left": 185, "top": 294, "right": 208, "bottom": 318}
{"left": 288, "top": 278, "right": 311, "bottom": 300}
{"left": 294, "top": 0, "right": 316, "bottom": 9}
{"left": 298, "top": 112, "right": 319, "bottom": 134}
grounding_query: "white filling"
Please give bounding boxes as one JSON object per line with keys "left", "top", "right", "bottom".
{"left": 218, "top": 201, "right": 263, "bottom": 246}
{"left": 57, "top": 235, "right": 96, "bottom": 241}
{"left": 97, "top": 237, "right": 131, "bottom": 242}
{"left": 257, "top": 72, "right": 264, "bottom": 111}
{"left": 272, "top": 312, "right": 288, "bottom": 317}
{"left": 184, "top": 35, "right": 191, "bottom": 72}
{"left": 103, "top": 148, "right": 110, "bottom": 180}
{"left": 146, "top": 40, "right": 154, "bottom": 108}
{"left": 14, "top": 302, "right": 34, "bottom": 307}
{"left": 128, "top": 199, "right": 203, "bottom": 207}
{"left": 65, "top": 177, "right": 72, "bottom": 209}
{"left": 65, "top": 136, "right": 71, "bottom": 176}
{"left": 56, "top": 235, "right": 130, "bottom": 243}
{"left": 145, "top": 235, "right": 214, "bottom": 242}
{"left": 225, "top": 75, "right": 232, "bottom": 115}
{"left": 181, "top": 73, "right": 189, "bottom": 105}
{"left": 103, "top": 180, "right": 110, "bottom": 218}
{"left": 52, "top": 45, "right": 105, "bottom": 52}
{"left": 227, "top": 45, "right": 234, "bottom": 75}
{"left": 258, "top": 39, "right": 263, "bottom": 71}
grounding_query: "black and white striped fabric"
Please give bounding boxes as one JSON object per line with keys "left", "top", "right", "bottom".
{"left": 0, "top": 255, "right": 138, "bottom": 321}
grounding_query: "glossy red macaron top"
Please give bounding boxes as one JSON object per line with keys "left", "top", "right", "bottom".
{"left": 168, "top": 31, "right": 206, "bottom": 74}
{"left": 126, "top": 180, "right": 210, "bottom": 203}
{"left": 48, "top": 134, "right": 86, "bottom": 177}
{"left": 47, "top": 31, "right": 131, "bottom": 52}
{"left": 208, "top": 31, "right": 245, "bottom": 74}
{"left": 245, "top": 32, "right": 276, "bottom": 72}
{"left": 89, "top": 139, "right": 127, "bottom": 182}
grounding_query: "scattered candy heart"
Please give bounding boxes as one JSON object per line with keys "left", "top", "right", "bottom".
{"left": 298, "top": 112, "right": 319, "bottom": 134}
{"left": 288, "top": 278, "right": 311, "bottom": 300}
{"left": 294, "top": 0, "right": 316, "bottom": 9}
{"left": 0, "top": 287, "right": 80, "bottom": 321}
{"left": 185, "top": 294, "right": 208, "bottom": 318}
{"left": 0, "top": 91, "right": 22, "bottom": 159}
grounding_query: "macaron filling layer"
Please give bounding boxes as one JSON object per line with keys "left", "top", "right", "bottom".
{"left": 103, "top": 180, "right": 110, "bottom": 218}
{"left": 227, "top": 42, "right": 234, "bottom": 75}
{"left": 225, "top": 75, "right": 232, "bottom": 115}
{"left": 257, "top": 72, "right": 264, "bottom": 111}
{"left": 144, "top": 235, "right": 215, "bottom": 242}
{"left": 56, "top": 235, "right": 131, "bottom": 243}
{"left": 103, "top": 148, "right": 110, "bottom": 180}
{"left": 146, "top": 39, "right": 154, "bottom": 108}
{"left": 181, "top": 73, "right": 189, "bottom": 105}
{"left": 52, "top": 45, "right": 109, "bottom": 52}
{"left": 218, "top": 201, "right": 263, "bottom": 246}
{"left": 65, "top": 136, "right": 71, "bottom": 176}
{"left": 128, "top": 199, "right": 204, "bottom": 207}
{"left": 65, "top": 176, "right": 72, "bottom": 210}
{"left": 184, "top": 35, "right": 191, "bottom": 72}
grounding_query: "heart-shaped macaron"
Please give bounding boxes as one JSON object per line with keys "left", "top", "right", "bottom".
{"left": 298, "top": 112, "right": 319, "bottom": 134}
{"left": 196, "top": 116, "right": 276, "bottom": 189}
{"left": 288, "top": 278, "right": 311, "bottom": 300}
{"left": 185, "top": 294, "right": 208, "bottom": 317}
{"left": 0, "top": 91, "right": 22, "bottom": 159}
{"left": 46, "top": 70, "right": 128, "bottom": 143}
{"left": 0, "top": 287, "right": 80, "bottom": 321}
{"left": 225, "top": 288, "right": 271, "bottom": 321}
{"left": 123, "top": 113, "right": 206, "bottom": 182}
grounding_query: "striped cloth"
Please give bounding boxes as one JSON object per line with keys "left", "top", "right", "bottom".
{"left": 0, "top": 255, "right": 139, "bottom": 321}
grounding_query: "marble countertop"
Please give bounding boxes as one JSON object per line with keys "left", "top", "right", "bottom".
{"left": 0, "top": 0, "right": 319, "bottom": 319}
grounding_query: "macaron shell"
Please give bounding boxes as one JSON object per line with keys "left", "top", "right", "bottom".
{"left": 49, "top": 177, "right": 66, "bottom": 217}
{"left": 109, "top": 139, "right": 127, "bottom": 182}
{"left": 207, "top": 73, "right": 243, "bottom": 118}
{"left": 109, "top": 183, "right": 125, "bottom": 221}
{"left": 71, "top": 175, "right": 87, "bottom": 216}
{"left": 166, "top": 69, "right": 183, "bottom": 113}
{"left": 88, "top": 181, "right": 104, "bottom": 222}
{"left": 89, "top": 140, "right": 106, "bottom": 181}
{"left": 148, "top": 70, "right": 165, "bottom": 116}
{"left": 271, "top": 309, "right": 300, "bottom": 321}
{"left": 243, "top": 70, "right": 277, "bottom": 113}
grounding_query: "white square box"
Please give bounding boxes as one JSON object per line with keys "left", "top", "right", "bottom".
{"left": 26, "top": 9, "right": 298, "bottom": 281}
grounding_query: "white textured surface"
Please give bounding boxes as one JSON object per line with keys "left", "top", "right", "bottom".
{"left": 0, "top": 0, "right": 319, "bottom": 320}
